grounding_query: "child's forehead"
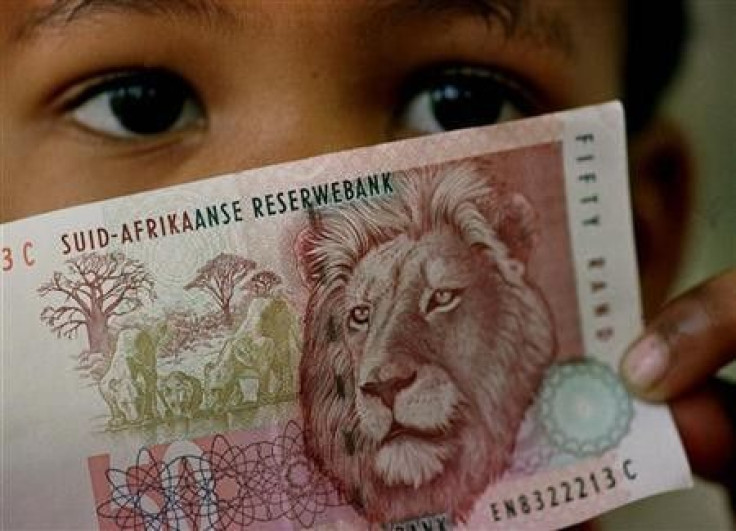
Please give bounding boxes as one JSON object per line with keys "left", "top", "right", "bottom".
{"left": 5, "top": 0, "right": 622, "bottom": 48}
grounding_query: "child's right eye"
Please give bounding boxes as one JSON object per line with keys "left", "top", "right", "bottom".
{"left": 397, "top": 66, "right": 534, "bottom": 134}
{"left": 63, "top": 69, "right": 205, "bottom": 140}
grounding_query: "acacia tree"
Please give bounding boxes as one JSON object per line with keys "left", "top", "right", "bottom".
{"left": 246, "top": 270, "right": 282, "bottom": 297}
{"left": 38, "top": 252, "right": 155, "bottom": 354}
{"left": 185, "top": 253, "right": 256, "bottom": 326}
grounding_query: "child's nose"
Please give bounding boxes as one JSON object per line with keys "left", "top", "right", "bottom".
{"left": 178, "top": 104, "right": 389, "bottom": 185}
{"left": 233, "top": 104, "right": 387, "bottom": 166}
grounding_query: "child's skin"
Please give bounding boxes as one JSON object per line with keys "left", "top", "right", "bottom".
{"left": 1, "top": 0, "right": 734, "bottom": 507}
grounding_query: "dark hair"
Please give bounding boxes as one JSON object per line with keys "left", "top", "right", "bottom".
{"left": 624, "top": 1, "right": 690, "bottom": 133}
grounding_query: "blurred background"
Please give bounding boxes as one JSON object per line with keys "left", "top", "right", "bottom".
{"left": 673, "top": 1, "right": 736, "bottom": 299}
{"left": 602, "top": 1, "right": 736, "bottom": 529}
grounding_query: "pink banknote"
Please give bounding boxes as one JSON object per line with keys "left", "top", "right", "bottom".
{"left": 1, "top": 102, "right": 691, "bottom": 530}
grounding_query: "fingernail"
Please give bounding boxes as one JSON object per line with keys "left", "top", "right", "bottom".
{"left": 621, "top": 334, "right": 670, "bottom": 390}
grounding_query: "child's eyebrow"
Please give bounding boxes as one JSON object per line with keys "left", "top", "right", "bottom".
{"left": 374, "top": 0, "right": 574, "bottom": 56}
{"left": 375, "top": 0, "right": 522, "bottom": 35}
{"left": 13, "top": 0, "right": 242, "bottom": 41}
{"left": 13, "top": 0, "right": 573, "bottom": 57}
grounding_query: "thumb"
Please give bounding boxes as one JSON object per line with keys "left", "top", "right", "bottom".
{"left": 620, "top": 269, "right": 736, "bottom": 400}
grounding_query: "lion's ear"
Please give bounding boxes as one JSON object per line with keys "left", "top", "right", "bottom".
{"left": 494, "top": 193, "right": 538, "bottom": 265}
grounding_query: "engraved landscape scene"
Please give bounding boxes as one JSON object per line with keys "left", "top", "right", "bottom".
{"left": 38, "top": 249, "right": 300, "bottom": 439}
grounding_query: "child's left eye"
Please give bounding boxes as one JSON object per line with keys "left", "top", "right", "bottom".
{"left": 64, "top": 69, "right": 205, "bottom": 140}
{"left": 397, "top": 66, "right": 531, "bottom": 134}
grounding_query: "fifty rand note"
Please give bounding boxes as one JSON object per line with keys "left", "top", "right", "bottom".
{"left": 1, "top": 102, "right": 691, "bottom": 530}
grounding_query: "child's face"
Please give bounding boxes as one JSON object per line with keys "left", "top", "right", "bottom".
{"left": 1, "top": 0, "right": 622, "bottom": 222}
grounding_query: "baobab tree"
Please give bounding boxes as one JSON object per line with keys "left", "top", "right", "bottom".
{"left": 185, "top": 253, "right": 256, "bottom": 326}
{"left": 38, "top": 252, "right": 155, "bottom": 354}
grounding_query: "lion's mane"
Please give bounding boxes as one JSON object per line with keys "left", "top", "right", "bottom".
{"left": 297, "top": 162, "right": 556, "bottom": 523}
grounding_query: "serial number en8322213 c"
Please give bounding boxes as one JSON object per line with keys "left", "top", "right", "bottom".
{"left": 489, "top": 459, "right": 638, "bottom": 523}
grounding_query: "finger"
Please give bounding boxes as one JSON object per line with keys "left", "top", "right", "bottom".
{"left": 670, "top": 379, "right": 736, "bottom": 485}
{"left": 620, "top": 269, "right": 736, "bottom": 400}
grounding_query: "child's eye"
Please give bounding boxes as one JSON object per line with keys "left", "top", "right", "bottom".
{"left": 65, "top": 69, "right": 205, "bottom": 140}
{"left": 397, "top": 67, "right": 530, "bottom": 134}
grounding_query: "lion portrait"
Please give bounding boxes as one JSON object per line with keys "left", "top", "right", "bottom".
{"left": 297, "top": 162, "right": 556, "bottom": 524}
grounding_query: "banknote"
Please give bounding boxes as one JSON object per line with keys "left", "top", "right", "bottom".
{"left": 1, "top": 102, "right": 691, "bottom": 530}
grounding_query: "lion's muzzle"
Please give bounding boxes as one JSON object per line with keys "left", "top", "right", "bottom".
{"left": 360, "top": 371, "right": 417, "bottom": 409}
{"left": 357, "top": 363, "right": 460, "bottom": 446}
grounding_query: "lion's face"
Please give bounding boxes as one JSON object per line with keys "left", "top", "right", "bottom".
{"left": 329, "top": 230, "right": 551, "bottom": 521}
{"left": 344, "top": 231, "right": 500, "bottom": 487}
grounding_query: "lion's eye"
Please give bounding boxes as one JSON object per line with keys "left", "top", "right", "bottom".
{"left": 425, "top": 289, "right": 462, "bottom": 314}
{"left": 348, "top": 305, "right": 371, "bottom": 331}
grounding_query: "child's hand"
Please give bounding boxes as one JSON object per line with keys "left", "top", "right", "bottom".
{"left": 621, "top": 269, "right": 736, "bottom": 496}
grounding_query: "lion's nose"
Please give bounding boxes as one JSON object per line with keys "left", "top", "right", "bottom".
{"left": 360, "top": 372, "right": 417, "bottom": 409}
